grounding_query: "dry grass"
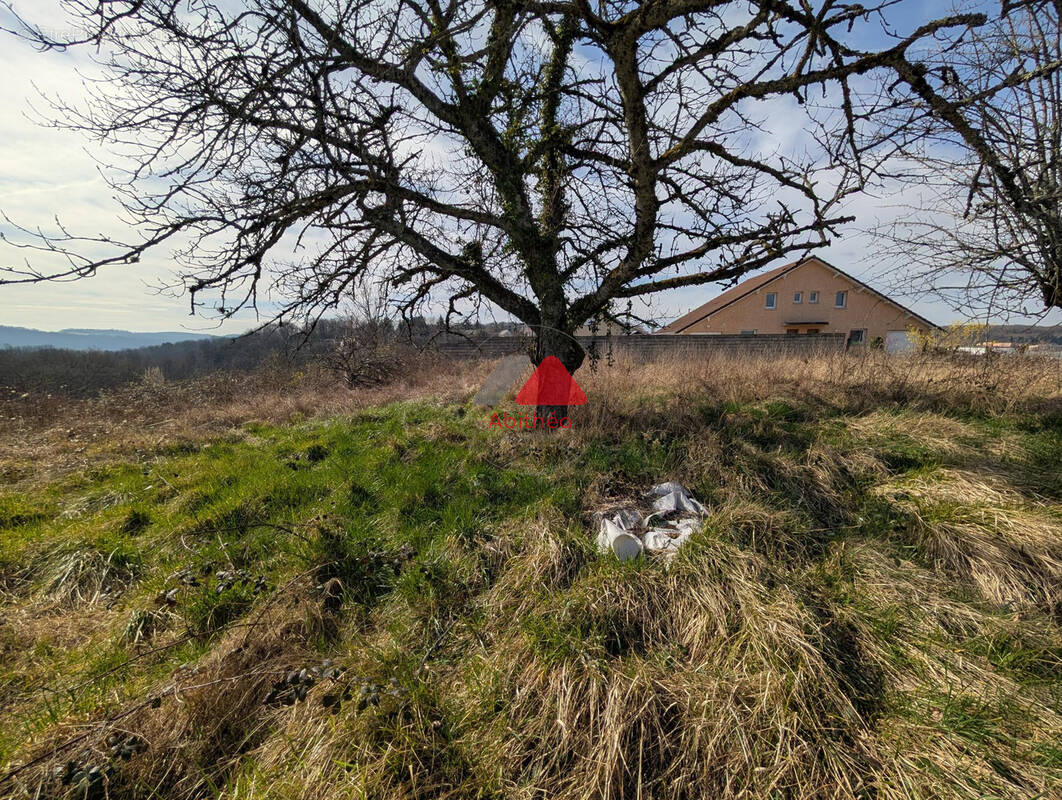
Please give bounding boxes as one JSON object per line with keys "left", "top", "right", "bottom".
{"left": 0, "top": 349, "right": 1059, "bottom": 799}
{"left": 0, "top": 358, "right": 494, "bottom": 490}
{"left": 210, "top": 516, "right": 1062, "bottom": 800}
{"left": 573, "top": 347, "right": 1062, "bottom": 423}
{"left": 3, "top": 348, "right": 1058, "bottom": 482}
{"left": 877, "top": 468, "right": 1062, "bottom": 609}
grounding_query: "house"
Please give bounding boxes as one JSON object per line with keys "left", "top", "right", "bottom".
{"left": 657, "top": 256, "right": 938, "bottom": 352}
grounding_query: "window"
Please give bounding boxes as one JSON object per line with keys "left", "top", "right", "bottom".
{"left": 848, "top": 329, "right": 865, "bottom": 344}
{"left": 793, "top": 291, "right": 802, "bottom": 304}
{"left": 765, "top": 292, "right": 777, "bottom": 309}
{"left": 809, "top": 291, "right": 819, "bottom": 304}
{"left": 835, "top": 290, "right": 847, "bottom": 308}
{"left": 740, "top": 330, "right": 756, "bottom": 335}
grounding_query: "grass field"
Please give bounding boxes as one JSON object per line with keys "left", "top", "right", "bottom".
{"left": 0, "top": 351, "right": 1060, "bottom": 799}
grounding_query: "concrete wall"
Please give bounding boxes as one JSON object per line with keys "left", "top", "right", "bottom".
{"left": 435, "top": 333, "right": 847, "bottom": 361}
{"left": 674, "top": 259, "right": 932, "bottom": 343}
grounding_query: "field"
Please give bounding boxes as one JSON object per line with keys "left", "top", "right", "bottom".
{"left": 0, "top": 351, "right": 1060, "bottom": 799}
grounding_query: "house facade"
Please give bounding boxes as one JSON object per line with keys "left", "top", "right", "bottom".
{"left": 658, "top": 257, "right": 937, "bottom": 351}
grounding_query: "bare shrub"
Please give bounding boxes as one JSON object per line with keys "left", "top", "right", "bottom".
{"left": 321, "top": 320, "right": 415, "bottom": 389}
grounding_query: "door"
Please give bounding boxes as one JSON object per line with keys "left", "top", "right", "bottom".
{"left": 885, "top": 331, "right": 914, "bottom": 354}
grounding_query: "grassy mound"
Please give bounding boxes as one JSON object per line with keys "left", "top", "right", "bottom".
{"left": 0, "top": 354, "right": 1060, "bottom": 799}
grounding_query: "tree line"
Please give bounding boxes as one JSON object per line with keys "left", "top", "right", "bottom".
{"left": 0, "top": 316, "right": 510, "bottom": 396}
{"left": 2, "top": 1, "right": 1060, "bottom": 416}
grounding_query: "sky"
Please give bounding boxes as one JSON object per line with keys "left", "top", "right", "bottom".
{"left": 0, "top": 1, "right": 1057, "bottom": 334}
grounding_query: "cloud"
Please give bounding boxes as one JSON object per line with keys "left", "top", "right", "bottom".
{"left": 0, "top": 1, "right": 1056, "bottom": 335}
{"left": 0, "top": 3, "right": 254, "bottom": 332}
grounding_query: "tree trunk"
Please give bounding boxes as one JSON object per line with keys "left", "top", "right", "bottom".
{"left": 532, "top": 326, "right": 585, "bottom": 428}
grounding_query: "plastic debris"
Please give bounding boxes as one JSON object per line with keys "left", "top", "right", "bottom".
{"left": 648, "top": 481, "right": 685, "bottom": 496}
{"left": 596, "top": 518, "right": 643, "bottom": 561}
{"left": 594, "top": 482, "right": 708, "bottom": 560}
{"left": 650, "top": 483, "right": 708, "bottom": 515}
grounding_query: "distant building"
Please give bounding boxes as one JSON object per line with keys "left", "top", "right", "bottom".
{"left": 658, "top": 256, "right": 938, "bottom": 352}
{"left": 574, "top": 320, "right": 644, "bottom": 336}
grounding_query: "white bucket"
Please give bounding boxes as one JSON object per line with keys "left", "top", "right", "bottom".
{"left": 597, "top": 518, "right": 643, "bottom": 562}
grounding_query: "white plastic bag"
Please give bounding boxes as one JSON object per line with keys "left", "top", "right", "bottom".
{"left": 595, "top": 483, "right": 707, "bottom": 560}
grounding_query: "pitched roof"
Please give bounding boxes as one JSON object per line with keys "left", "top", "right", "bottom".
{"left": 658, "top": 259, "right": 802, "bottom": 333}
{"left": 658, "top": 256, "right": 939, "bottom": 333}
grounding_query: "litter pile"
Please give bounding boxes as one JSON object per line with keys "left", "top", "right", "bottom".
{"left": 593, "top": 482, "right": 708, "bottom": 561}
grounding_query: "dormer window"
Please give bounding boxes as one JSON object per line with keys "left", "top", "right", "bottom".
{"left": 765, "top": 292, "right": 777, "bottom": 309}
{"left": 793, "top": 292, "right": 802, "bottom": 304}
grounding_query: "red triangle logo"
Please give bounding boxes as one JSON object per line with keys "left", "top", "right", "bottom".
{"left": 514, "top": 356, "right": 587, "bottom": 406}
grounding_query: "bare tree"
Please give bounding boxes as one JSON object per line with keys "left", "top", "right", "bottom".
{"left": 870, "top": 0, "right": 1062, "bottom": 317}
{"left": 321, "top": 279, "right": 409, "bottom": 388}
{"left": 1, "top": 1, "right": 985, "bottom": 379}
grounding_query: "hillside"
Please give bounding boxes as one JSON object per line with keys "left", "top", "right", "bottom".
{"left": 0, "top": 319, "right": 509, "bottom": 397}
{"left": 0, "top": 326, "right": 221, "bottom": 352}
{"left": 0, "top": 353, "right": 1059, "bottom": 799}
{"left": 986, "top": 325, "right": 1062, "bottom": 345}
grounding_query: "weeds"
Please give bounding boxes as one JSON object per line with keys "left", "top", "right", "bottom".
{"left": 0, "top": 353, "right": 1059, "bottom": 798}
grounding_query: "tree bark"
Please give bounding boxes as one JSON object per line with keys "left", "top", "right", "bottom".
{"left": 532, "top": 325, "right": 585, "bottom": 428}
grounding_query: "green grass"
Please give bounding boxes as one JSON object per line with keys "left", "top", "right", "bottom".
{"left": 0, "top": 395, "right": 1060, "bottom": 799}
{"left": 0, "top": 403, "right": 574, "bottom": 740}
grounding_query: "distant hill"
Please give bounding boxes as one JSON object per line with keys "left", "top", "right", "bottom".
{"left": 984, "top": 324, "right": 1062, "bottom": 345}
{"left": 0, "top": 316, "right": 516, "bottom": 397}
{"left": 0, "top": 325, "right": 221, "bottom": 351}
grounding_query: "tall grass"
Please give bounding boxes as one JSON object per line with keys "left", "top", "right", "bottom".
{"left": 0, "top": 350, "right": 1059, "bottom": 799}
{"left": 574, "top": 347, "right": 1061, "bottom": 423}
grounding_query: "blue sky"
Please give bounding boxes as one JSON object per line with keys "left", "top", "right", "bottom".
{"left": 0, "top": 0, "right": 1057, "bottom": 334}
